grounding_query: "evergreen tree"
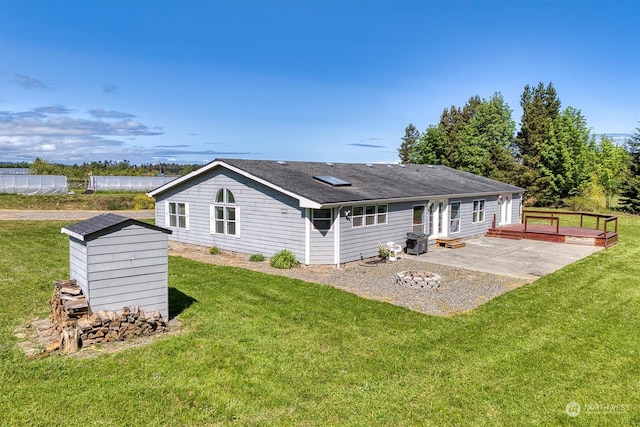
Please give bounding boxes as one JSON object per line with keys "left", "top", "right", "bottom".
{"left": 398, "top": 124, "right": 420, "bottom": 164}
{"left": 514, "top": 82, "right": 562, "bottom": 202}
{"left": 411, "top": 125, "right": 449, "bottom": 166}
{"left": 537, "top": 107, "right": 595, "bottom": 204}
{"left": 620, "top": 126, "right": 640, "bottom": 213}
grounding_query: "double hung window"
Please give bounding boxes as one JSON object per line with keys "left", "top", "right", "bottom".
{"left": 472, "top": 200, "right": 485, "bottom": 223}
{"left": 167, "top": 201, "right": 189, "bottom": 229}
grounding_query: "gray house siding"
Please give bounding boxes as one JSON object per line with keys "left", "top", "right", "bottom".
{"left": 69, "top": 224, "right": 169, "bottom": 319}
{"left": 512, "top": 194, "right": 522, "bottom": 223}
{"left": 339, "top": 202, "right": 421, "bottom": 262}
{"left": 155, "top": 168, "right": 307, "bottom": 261}
{"left": 309, "top": 208, "right": 336, "bottom": 264}
{"left": 452, "top": 196, "right": 493, "bottom": 238}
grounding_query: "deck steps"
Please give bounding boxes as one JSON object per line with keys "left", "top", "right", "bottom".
{"left": 485, "top": 228, "right": 524, "bottom": 240}
{"left": 436, "top": 238, "right": 466, "bottom": 249}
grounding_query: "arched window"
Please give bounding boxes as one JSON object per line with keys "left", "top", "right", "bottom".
{"left": 211, "top": 188, "right": 238, "bottom": 236}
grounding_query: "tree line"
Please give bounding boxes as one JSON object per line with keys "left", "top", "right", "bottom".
{"left": 398, "top": 82, "right": 639, "bottom": 212}
{"left": 0, "top": 158, "right": 201, "bottom": 180}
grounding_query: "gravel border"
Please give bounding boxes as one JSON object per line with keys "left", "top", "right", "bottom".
{"left": 169, "top": 242, "right": 530, "bottom": 317}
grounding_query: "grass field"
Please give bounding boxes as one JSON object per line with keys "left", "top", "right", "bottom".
{"left": 0, "top": 193, "right": 147, "bottom": 210}
{"left": 0, "top": 217, "right": 638, "bottom": 425}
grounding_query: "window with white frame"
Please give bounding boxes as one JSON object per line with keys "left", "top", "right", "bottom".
{"left": 167, "top": 201, "right": 189, "bottom": 229}
{"left": 449, "top": 201, "right": 461, "bottom": 233}
{"left": 472, "top": 199, "right": 485, "bottom": 223}
{"left": 312, "top": 208, "right": 332, "bottom": 230}
{"left": 211, "top": 188, "right": 238, "bottom": 235}
{"left": 352, "top": 204, "right": 387, "bottom": 228}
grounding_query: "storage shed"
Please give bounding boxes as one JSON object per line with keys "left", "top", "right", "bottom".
{"left": 61, "top": 213, "right": 172, "bottom": 319}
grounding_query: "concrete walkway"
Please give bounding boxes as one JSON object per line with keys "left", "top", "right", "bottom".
{"left": 414, "top": 236, "right": 603, "bottom": 281}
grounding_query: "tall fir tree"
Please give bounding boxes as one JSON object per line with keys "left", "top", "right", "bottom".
{"left": 398, "top": 124, "right": 420, "bottom": 164}
{"left": 620, "top": 126, "right": 640, "bottom": 213}
{"left": 514, "top": 82, "right": 562, "bottom": 204}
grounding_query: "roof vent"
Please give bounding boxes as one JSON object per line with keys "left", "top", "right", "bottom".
{"left": 313, "top": 175, "right": 351, "bottom": 187}
{"left": 276, "top": 160, "right": 287, "bottom": 165}
{"left": 398, "top": 164, "right": 406, "bottom": 168}
{"left": 366, "top": 163, "right": 373, "bottom": 167}
{"left": 325, "top": 162, "right": 334, "bottom": 166}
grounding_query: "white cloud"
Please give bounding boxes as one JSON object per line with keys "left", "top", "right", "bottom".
{"left": 0, "top": 105, "right": 254, "bottom": 164}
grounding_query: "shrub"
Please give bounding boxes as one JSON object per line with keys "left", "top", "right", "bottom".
{"left": 133, "top": 194, "right": 155, "bottom": 210}
{"left": 378, "top": 243, "right": 390, "bottom": 259}
{"left": 249, "top": 253, "right": 265, "bottom": 262}
{"left": 269, "top": 249, "right": 299, "bottom": 269}
{"left": 209, "top": 246, "right": 220, "bottom": 255}
{"left": 564, "top": 181, "right": 607, "bottom": 212}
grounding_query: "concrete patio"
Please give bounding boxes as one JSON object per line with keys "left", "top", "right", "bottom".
{"left": 411, "top": 236, "right": 604, "bottom": 281}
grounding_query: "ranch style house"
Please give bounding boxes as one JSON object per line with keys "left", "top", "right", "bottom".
{"left": 148, "top": 159, "right": 524, "bottom": 266}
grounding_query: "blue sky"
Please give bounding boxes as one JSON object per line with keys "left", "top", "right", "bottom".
{"left": 1, "top": 0, "right": 638, "bottom": 165}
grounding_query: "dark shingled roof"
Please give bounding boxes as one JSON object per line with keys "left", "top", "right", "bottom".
{"left": 218, "top": 159, "right": 524, "bottom": 205}
{"left": 61, "top": 213, "right": 171, "bottom": 242}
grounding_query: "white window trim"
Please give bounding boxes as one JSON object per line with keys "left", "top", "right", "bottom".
{"left": 165, "top": 201, "right": 190, "bottom": 230}
{"left": 210, "top": 189, "right": 240, "bottom": 237}
{"left": 472, "top": 199, "right": 486, "bottom": 223}
{"left": 312, "top": 208, "right": 333, "bottom": 231}
{"left": 412, "top": 204, "right": 427, "bottom": 233}
{"left": 351, "top": 204, "right": 388, "bottom": 228}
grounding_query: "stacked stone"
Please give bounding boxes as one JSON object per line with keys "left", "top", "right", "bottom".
{"left": 396, "top": 271, "right": 441, "bottom": 289}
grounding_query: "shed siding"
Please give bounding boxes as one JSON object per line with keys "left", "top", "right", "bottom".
{"left": 68, "top": 237, "right": 89, "bottom": 297}
{"left": 82, "top": 224, "right": 169, "bottom": 319}
{"left": 154, "top": 168, "right": 307, "bottom": 261}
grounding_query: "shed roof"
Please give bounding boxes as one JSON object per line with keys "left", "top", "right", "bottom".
{"left": 61, "top": 213, "right": 171, "bottom": 242}
{"left": 148, "top": 158, "right": 524, "bottom": 208}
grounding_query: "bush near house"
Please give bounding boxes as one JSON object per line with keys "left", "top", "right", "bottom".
{"left": 269, "top": 249, "right": 300, "bottom": 269}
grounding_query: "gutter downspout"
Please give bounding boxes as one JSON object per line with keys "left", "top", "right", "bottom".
{"left": 334, "top": 206, "right": 341, "bottom": 269}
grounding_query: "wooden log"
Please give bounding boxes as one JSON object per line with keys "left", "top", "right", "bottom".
{"left": 61, "top": 328, "right": 79, "bottom": 354}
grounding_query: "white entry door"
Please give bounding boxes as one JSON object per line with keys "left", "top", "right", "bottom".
{"left": 499, "top": 194, "right": 512, "bottom": 225}
{"left": 429, "top": 200, "right": 447, "bottom": 239}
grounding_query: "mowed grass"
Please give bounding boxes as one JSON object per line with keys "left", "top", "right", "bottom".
{"left": 0, "top": 218, "right": 638, "bottom": 425}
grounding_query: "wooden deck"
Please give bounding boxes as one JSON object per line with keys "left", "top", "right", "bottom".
{"left": 486, "top": 210, "right": 618, "bottom": 247}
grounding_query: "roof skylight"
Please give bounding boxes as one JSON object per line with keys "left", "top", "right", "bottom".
{"left": 313, "top": 175, "right": 351, "bottom": 187}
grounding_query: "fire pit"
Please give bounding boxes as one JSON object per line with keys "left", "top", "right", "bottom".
{"left": 396, "top": 271, "right": 441, "bottom": 289}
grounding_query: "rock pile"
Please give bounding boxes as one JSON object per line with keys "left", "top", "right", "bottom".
{"left": 49, "top": 279, "right": 168, "bottom": 354}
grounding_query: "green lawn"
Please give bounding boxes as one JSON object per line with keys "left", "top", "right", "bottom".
{"left": 0, "top": 218, "right": 638, "bottom": 425}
